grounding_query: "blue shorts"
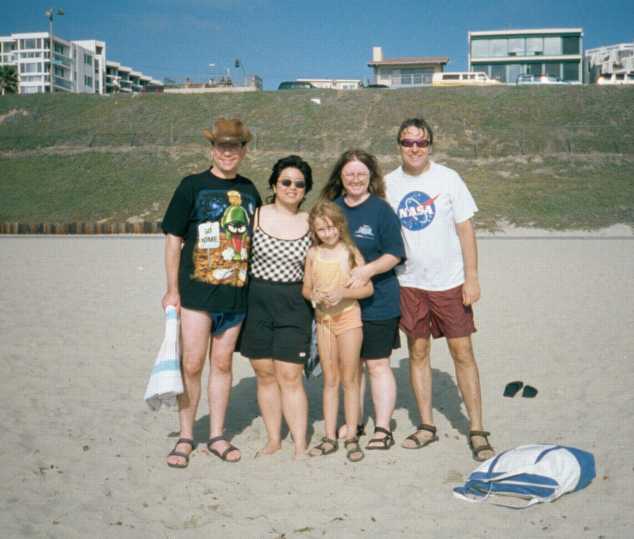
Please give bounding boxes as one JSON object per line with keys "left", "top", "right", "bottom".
{"left": 211, "top": 311, "right": 246, "bottom": 336}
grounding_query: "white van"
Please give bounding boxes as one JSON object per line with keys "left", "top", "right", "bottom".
{"left": 432, "top": 72, "right": 501, "bottom": 87}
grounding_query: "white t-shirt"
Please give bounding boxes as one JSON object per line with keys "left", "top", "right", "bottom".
{"left": 385, "top": 162, "right": 477, "bottom": 291}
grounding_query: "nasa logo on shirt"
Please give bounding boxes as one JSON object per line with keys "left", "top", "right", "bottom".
{"left": 397, "top": 191, "right": 439, "bottom": 231}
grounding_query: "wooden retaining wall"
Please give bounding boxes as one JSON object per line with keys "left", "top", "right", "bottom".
{"left": 0, "top": 221, "right": 163, "bottom": 235}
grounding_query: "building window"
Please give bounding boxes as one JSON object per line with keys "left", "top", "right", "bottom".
{"left": 544, "top": 62, "right": 561, "bottom": 78}
{"left": 491, "top": 64, "right": 506, "bottom": 82}
{"left": 508, "top": 38, "right": 525, "bottom": 56}
{"left": 526, "top": 37, "right": 544, "bottom": 56}
{"left": 526, "top": 62, "right": 542, "bottom": 75}
{"left": 84, "top": 75, "right": 93, "bottom": 87}
{"left": 508, "top": 64, "right": 522, "bottom": 83}
{"left": 562, "top": 61, "right": 579, "bottom": 81}
{"left": 20, "top": 38, "right": 38, "bottom": 49}
{"left": 84, "top": 53, "right": 93, "bottom": 65}
{"left": 544, "top": 37, "right": 561, "bottom": 56}
{"left": 489, "top": 39, "right": 507, "bottom": 57}
{"left": 562, "top": 36, "right": 580, "bottom": 55}
{"left": 471, "top": 39, "right": 489, "bottom": 58}
{"left": 20, "top": 62, "right": 43, "bottom": 73}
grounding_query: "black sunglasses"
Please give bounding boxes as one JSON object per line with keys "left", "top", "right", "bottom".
{"left": 399, "top": 138, "right": 431, "bottom": 148}
{"left": 279, "top": 179, "right": 306, "bottom": 189}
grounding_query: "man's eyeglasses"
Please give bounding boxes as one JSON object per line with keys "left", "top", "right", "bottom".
{"left": 399, "top": 138, "right": 431, "bottom": 148}
{"left": 279, "top": 179, "right": 306, "bottom": 189}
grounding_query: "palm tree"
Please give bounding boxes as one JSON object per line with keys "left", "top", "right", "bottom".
{"left": 0, "top": 66, "right": 19, "bottom": 95}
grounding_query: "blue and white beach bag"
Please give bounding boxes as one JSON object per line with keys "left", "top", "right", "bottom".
{"left": 144, "top": 306, "right": 184, "bottom": 410}
{"left": 453, "top": 444, "right": 595, "bottom": 508}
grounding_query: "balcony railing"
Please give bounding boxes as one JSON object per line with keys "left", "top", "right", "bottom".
{"left": 53, "top": 52, "right": 72, "bottom": 67}
{"left": 53, "top": 76, "right": 72, "bottom": 90}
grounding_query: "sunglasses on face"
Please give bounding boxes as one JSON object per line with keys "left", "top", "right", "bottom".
{"left": 214, "top": 142, "right": 245, "bottom": 152}
{"left": 278, "top": 179, "right": 306, "bottom": 189}
{"left": 399, "top": 138, "right": 431, "bottom": 148}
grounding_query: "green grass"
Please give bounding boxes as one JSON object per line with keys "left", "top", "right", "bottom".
{"left": 1, "top": 87, "right": 633, "bottom": 229}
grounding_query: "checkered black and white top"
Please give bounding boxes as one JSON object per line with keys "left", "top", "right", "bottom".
{"left": 249, "top": 213, "right": 311, "bottom": 283}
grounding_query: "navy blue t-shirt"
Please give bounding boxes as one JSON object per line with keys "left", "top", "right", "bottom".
{"left": 335, "top": 195, "right": 405, "bottom": 320}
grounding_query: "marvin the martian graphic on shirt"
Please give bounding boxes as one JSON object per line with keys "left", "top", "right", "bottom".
{"left": 192, "top": 189, "right": 257, "bottom": 287}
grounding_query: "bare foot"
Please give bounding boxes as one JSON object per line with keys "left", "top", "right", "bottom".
{"left": 293, "top": 448, "right": 308, "bottom": 460}
{"left": 337, "top": 424, "right": 348, "bottom": 439}
{"left": 255, "top": 441, "right": 282, "bottom": 458}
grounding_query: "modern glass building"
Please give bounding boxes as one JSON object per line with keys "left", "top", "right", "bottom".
{"left": 468, "top": 28, "right": 583, "bottom": 84}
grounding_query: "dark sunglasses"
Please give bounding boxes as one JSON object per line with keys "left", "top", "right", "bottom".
{"left": 503, "top": 381, "right": 538, "bottom": 398}
{"left": 279, "top": 179, "right": 306, "bottom": 189}
{"left": 399, "top": 138, "right": 431, "bottom": 148}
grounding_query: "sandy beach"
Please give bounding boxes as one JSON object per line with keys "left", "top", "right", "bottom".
{"left": 1, "top": 232, "right": 633, "bottom": 538}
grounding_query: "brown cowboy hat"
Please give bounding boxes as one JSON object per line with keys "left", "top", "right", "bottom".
{"left": 203, "top": 117, "right": 252, "bottom": 144}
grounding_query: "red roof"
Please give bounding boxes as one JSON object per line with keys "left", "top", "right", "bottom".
{"left": 368, "top": 56, "right": 449, "bottom": 67}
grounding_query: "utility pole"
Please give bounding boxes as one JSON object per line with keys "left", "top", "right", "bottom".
{"left": 45, "top": 7, "right": 64, "bottom": 93}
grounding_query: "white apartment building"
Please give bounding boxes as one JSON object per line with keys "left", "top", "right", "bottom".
{"left": 0, "top": 31, "right": 161, "bottom": 95}
{"left": 585, "top": 42, "right": 634, "bottom": 83}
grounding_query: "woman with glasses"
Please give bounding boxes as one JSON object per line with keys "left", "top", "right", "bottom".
{"left": 240, "top": 155, "right": 314, "bottom": 459}
{"left": 321, "top": 149, "right": 405, "bottom": 451}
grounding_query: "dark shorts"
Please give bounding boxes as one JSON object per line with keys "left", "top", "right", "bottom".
{"left": 399, "top": 285, "right": 476, "bottom": 340}
{"left": 240, "top": 278, "right": 313, "bottom": 364}
{"left": 361, "top": 317, "right": 401, "bottom": 360}
{"left": 211, "top": 311, "right": 246, "bottom": 336}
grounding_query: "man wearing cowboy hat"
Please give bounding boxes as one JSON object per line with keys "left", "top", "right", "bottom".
{"left": 161, "top": 118, "right": 261, "bottom": 467}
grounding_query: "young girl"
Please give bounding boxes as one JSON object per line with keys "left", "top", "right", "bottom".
{"left": 303, "top": 200, "right": 373, "bottom": 462}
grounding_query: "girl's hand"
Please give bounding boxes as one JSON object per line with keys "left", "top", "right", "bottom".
{"left": 323, "top": 287, "right": 343, "bottom": 307}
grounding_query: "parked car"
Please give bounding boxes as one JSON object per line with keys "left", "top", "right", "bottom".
{"left": 516, "top": 74, "right": 566, "bottom": 85}
{"left": 278, "top": 81, "right": 317, "bottom": 90}
{"left": 432, "top": 71, "right": 501, "bottom": 87}
{"left": 364, "top": 83, "right": 389, "bottom": 89}
{"left": 597, "top": 74, "right": 634, "bottom": 85}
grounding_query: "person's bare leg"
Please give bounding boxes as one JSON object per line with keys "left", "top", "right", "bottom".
{"left": 166, "top": 307, "right": 210, "bottom": 467}
{"left": 338, "top": 366, "right": 366, "bottom": 440}
{"left": 250, "top": 358, "right": 282, "bottom": 455}
{"left": 273, "top": 360, "right": 308, "bottom": 458}
{"left": 338, "top": 328, "right": 363, "bottom": 442}
{"left": 447, "top": 336, "right": 494, "bottom": 460}
{"left": 309, "top": 325, "right": 340, "bottom": 456}
{"left": 365, "top": 358, "right": 396, "bottom": 447}
{"left": 207, "top": 323, "right": 242, "bottom": 461}
{"left": 402, "top": 335, "right": 436, "bottom": 448}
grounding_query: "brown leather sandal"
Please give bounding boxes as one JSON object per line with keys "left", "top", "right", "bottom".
{"left": 207, "top": 435, "right": 241, "bottom": 463}
{"left": 167, "top": 438, "right": 195, "bottom": 468}
{"left": 401, "top": 424, "right": 439, "bottom": 449}
{"left": 468, "top": 430, "right": 495, "bottom": 462}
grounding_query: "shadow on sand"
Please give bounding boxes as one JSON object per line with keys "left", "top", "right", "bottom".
{"left": 174, "top": 356, "right": 470, "bottom": 445}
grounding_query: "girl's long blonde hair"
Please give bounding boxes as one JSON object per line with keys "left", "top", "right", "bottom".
{"left": 308, "top": 200, "right": 359, "bottom": 269}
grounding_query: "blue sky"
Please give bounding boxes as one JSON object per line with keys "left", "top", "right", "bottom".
{"left": 2, "top": 0, "right": 632, "bottom": 89}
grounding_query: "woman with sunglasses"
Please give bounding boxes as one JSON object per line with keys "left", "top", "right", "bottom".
{"left": 240, "top": 155, "right": 313, "bottom": 458}
{"left": 321, "top": 149, "right": 405, "bottom": 451}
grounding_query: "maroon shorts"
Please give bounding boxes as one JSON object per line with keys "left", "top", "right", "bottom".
{"left": 399, "top": 285, "right": 476, "bottom": 340}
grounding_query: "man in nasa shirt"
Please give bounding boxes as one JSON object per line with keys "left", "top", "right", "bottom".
{"left": 385, "top": 117, "right": 494, "bottom": 462}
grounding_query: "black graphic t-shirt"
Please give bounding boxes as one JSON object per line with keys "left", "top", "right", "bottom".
{"left": 162, "top": 169, "right": 262, "bottom": 313}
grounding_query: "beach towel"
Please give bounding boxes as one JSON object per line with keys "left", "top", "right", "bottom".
{"left": 304, "top": 319, "right": 322, "bottom": 378}
{"left": 453, "top": 443, "right": 595, "bottom": 508}
{"left": 144, "top": 306, "right": 183, "bottom": 410}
